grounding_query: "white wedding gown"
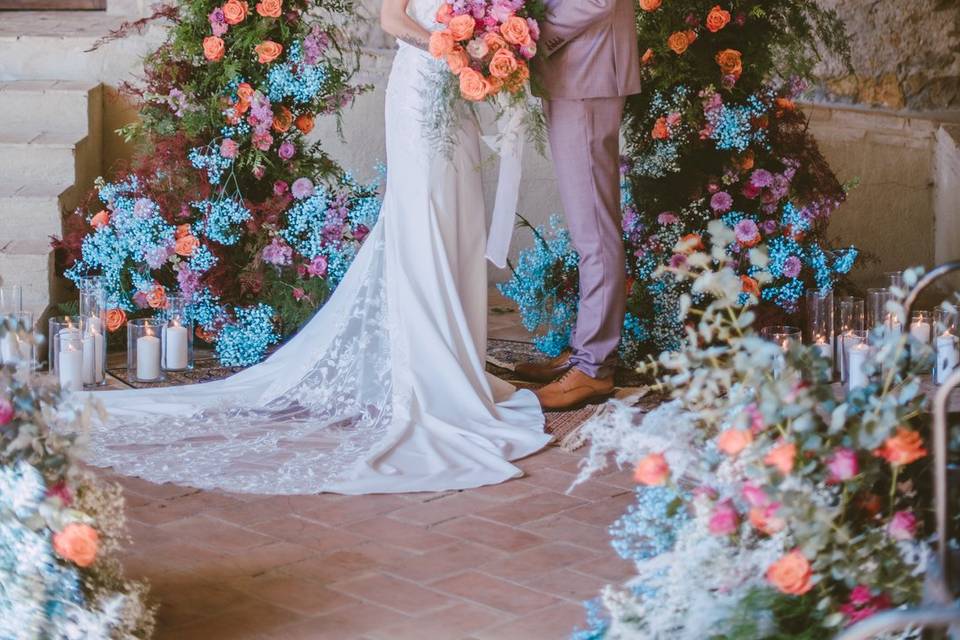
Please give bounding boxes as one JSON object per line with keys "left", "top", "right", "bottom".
{"left": 85, "top": 7, "right": 550, "bottom": 494}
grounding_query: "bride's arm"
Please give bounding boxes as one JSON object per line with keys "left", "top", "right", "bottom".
{"left": 380, "top": 0, "right": 432, "bottom": 51}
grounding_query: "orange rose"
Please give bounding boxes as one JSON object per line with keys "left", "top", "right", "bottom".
{"left": 90, "top": 210, "right": 110, "bottom": 229}
{"left": 667, "top": 31, "right": 690, "bottom": 55}
{"left": 435, "top": 3, "right": 453, "bottom": 24}
{"left": 196, "top": 326, "right": 216, "bottom": 342}
{"left": 705, "top": 5, "right": 731, "bottom": 32}
{"left": 741, "top": 275, "right": 760, "bottom": 296}
{"left": 175, "top": 234, "right": 200, "bottom": 257}
{"left": 445, "top": 46, "right": 470, "bottom": 74}
{"left": 458, "top": 67, "right": 488, "bottom": 101}
{"left": 685, "top": 29, "right": 698, "bottom": 44}
{"left": 203, "top": 36, "right": 225, "bottom": 62}
{"left": 237, "top": 82, "right": 254, "bottom": 102}
{"left": 105, "top": 308, "right": 127, "bottom": 332}
{"left": 715, "top": 48, "right": 743, "bottom": 76}
{"left": 634, "top": 453, "right": 670, "bottom": 486}
{"left": 448, "top": 14, "right": 476, "bottom": 41}
{"left": 767, "top": 550, "right": 813, "bottom": 596}
{"left": 175, "top": 223, "right": 191, "bottom": 239}
{"left": 484, "top": 74, "right": 504, "bottom": 97}
{"left": 717, "top": 428, "right": 753, "bottom": 456}
{"left": 272, "top": 106, "right": 293, "bottom": 132}
{"left": 874, "top": 428, "right": 927, "bottom": 466}
{"left": 483, "top": 31, "right": 507, "bottom": 52}
{"left": 255, "top": 40, "right": 283, "bottom": 63}
{"left": 641, "top": 47, "right": 654, "bottom": 65}
{"left": 638, "top": 0, "right": 661, "bottom": 10}
{"left": 146, "top": 285, "right": 167, "bottom": 310}
{"left": 678, "top": 233, "right": 703, "bottom": 254}
{"left": 256, "top": 0, "right": 281, "bottom": 17}
{"left": 500, "top": 16, "right": 530, "bottom": 46}
{"left": 651, "top": 116, "right": 669, "bottom": 140}
{"left": 738, "top": 150, "right": 755, "bottom": 171}
{"left": 775, "top": 97, "right": 796, "bottom": 115}
{"left": 295, "top": 113, "right": 315, "bottom": 134}
{"left": 764, "top": 441, "right": 796, "bottom": 475}
{"left": 222, "top": 0, "right": 248, "bottom": 24}
{"left": 429, "top": 30, "right": 455, "bottom": 58}
{"left": 53, "top": 523, "right": 99, "bottom": 567}
{"left": 488, "top": 47, "right": 518, "bottom": 79}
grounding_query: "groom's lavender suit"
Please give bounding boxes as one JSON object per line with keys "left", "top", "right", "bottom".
{"left": 534, "top": 0, "right": 641, "bottom": 378}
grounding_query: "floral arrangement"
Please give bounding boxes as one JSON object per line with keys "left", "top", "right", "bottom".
{"left": 54, "top": 0, "right": 379, "bottom": 366}
{"left": 499, "top": 0, "right": 857, "bottom": 363}
{"left": 570, "top": 226, "right": 938, "bottom": 639}
{"left": 0, "top": 323, "right": 155, "bottom": 638}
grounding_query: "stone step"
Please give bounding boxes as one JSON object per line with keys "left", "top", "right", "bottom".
{"left": 0, "top": 239, "right": 64, "bottom": 324}
{"left": 0, "top": 80, "right": 101, "bottom": 135}
{"left": 0, "top": 129, "right": 93, "bottom": 191}
{"left": 0, "top": 181, "right": 72, "bottom": 245}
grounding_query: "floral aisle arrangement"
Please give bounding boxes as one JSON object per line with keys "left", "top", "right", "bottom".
{"left": 54, "top": 0, "right": 380, "bottom": 366}
{"left": 499, "top": 0, "right": 857, "bottom": 363}
{"left": 0, "top": 324, "right": 155, "bottom": 638}
{"left": 570, "top": 225, "right": 938, "bottom": 639}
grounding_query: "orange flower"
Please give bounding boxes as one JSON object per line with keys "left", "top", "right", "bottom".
{"left": 458, "top": 67, "right": 488, "bottom": 101}
{"left": 272, "top": 105, "right": 293, "bottom": 132}
{"left": 667, "top": 31, "right": 690, "bottom": 55}
{"left": 295, "top": 113, "right": 315, "bottom": 134}
{"left": 764, "top": 441, "right": 796, "bottom": 475}
{"left": 500, "top": 15, "right": 531, "bottom": 46}
{"left": 638, "top": 0, "right": 661, "bottom": 11}
{"left": 105, "top": 308, "right": 127, "bottom": 333}
{"left": 775, "top": 97, "right": 796, "bottom": 112}
{"left": 634, "top": 453, "right": 670, "bottom": 486}
{"left": 146, "top": 285, "right": 167, "bottom": 310}
{"left": 767, "top": 550, "right": 813, "bottom": 596}
{"left": 749, "top": 506, "right": 785, "bottom": 535}
{"left": 874, "top": 428, "right": 927, "bottom": 466}
{"left": 717, "top": 428, "right": 753, "bottom": 456}
{"left": 651, "top": 116, "right": 669, "bottom": 140}
{"left": 448, "top": 14, "right": 476, "bottom": 41}
{"left": 255, "top": 40, "right": 283, "bottom": 63}
{"left": 222, "top": 0, "right": 248, "bottom": 24}
{"left": 741, "top": 275, "right": 760, "bottom": 297}
{"left": 705, "top": 5, "right": 731, "bottom": 32}
{"left": 489, "top": 47, "right": 518, "bottom": 79}
{"left": 715, "top": 48, "right": 743, "bottom": 76}
{"left": 678, "top": 233, "right": 703, "bottom": 254}
{"left": 641, "top": 47, "right": 654, "bottom": 65}
{"left": 445, "top": 46, "right": 470, "bottom": 74}
{"left": 483, "top": 31, "right": 507, "bottom": 52}
{"left": 175, "top": 223, "right": 191, "bottom": 239}
{"left": 53, "top": 523, "right": 99, "bottom": 567}
{"left": 90, "top": 210, "right": 110, "bottom": 229}
{"left": 435, "top": 2, "right": 453, "bottom": 24}
{"left": 203, "top": 36, "right": 225, "bottom": 62}
{"left": 237, "top": 82, "right": 255, "bottom": 102}
{"left": 175, "top": 234, "right": 200, "bottom": 257}
{"left": 484, "top": 74, "right": 504, "bottom": 97}
{"left": 196, "top": 326, "right": 216, "bottom": 342}
{"left": 738, "top": 149, "right": 755, "bottom": 171}
{"left": 429, "top": 30, "right": 455, "bottom": 58}
{"left": 685, "top": 29, "right": 698, "bottom": 44}
{"left": 255, "top": 0, "right": 281, "bottom": 17}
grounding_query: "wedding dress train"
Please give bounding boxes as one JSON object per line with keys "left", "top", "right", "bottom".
{"left": 85, "top": 23, "right": 551, "bottom": 494}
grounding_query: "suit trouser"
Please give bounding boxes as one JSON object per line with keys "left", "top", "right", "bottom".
{"left": 542, "top": 96, "right": 626, "bottom": 379}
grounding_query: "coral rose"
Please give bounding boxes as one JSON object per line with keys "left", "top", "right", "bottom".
{"left": 715, "top": 48, "right": 743, "bottom": 77}
{"left": 641, "top": 47, "right": 654, "bottom": 64}
{"left": 429, "top": 30, "right": 455, "bottom": 58}
{"left": 718, "top": 428, "right": 753, "bottom": 456}
{"left": 146, "top": 285, "right": 167, "bottom": 310}
{"left": 749, "top": 504, "right": 785, "bottom": 535}
{"left": 53, "top": 523, "right": 99, "bottom": 568}
{"left": 634, "top": 453, "right": 670, "bottom": 486}
{"left": 767, "top": 550, "right": 813, "bottom": 596}
{"left": 874, "top": 428, "right": 927, "bottom": 466}
{"left": 741, "top": 275, "right": 760, "bottom": 296}
{"left": 222, "top": 0, "right": 248, "bottom": 24}
{"left": 445, "top": 46, "right": 470, "bottom": 74}
{"left": 272, "top": 105, "right": 293, "bottom": 132}
{"left": 500, "top": 16, "right": 530, "bottom": 46}
{"left": 105, "top": 308, "right": 127, "bottom": 332}
{"left": 705, "top": 5, "right": 731, "bottom": 32}
{"left": 667, "top": 31, "right": 689, "bottom": 55}
{"left": 485, "top": 74, "right": 504, "bottom": 97}
{"left": 256, "top": 0, "right": 281, "bottom": 17}
{"left": 458, "top": 68, "right": 488, "bottom": 101}
{"left": 295, "top": 113, "right": 315, "bottom": 133}
{"left": 203, "top": 36, "right": 226, "bottom": 62}
{"left": 483, "top": 31, "right": 507, "bottom": 52}
{"left": 651, "top": 116, "right": 669, "bottom": 140}
{"left": 489, "top": 47, "right": 518, "bottom": 79}
{"left": 255, "top": 40, "right": 283, "bottom": 63}
{"left": 448, "top": 14, "right": 476, "bottom": 41}
{"left": 435, "top": 2, "right": 453, "bottom": 24}
{"left": 764, "top": 441, "right": 796, "bottom": 475}
{"left": 638, "top": 0, "right": 661, "bottom": 11}
{"left": 90, "top": 210, "right": 110, "bottom": 229}
{"left": 237, "top": 82, "right": 254, "bottom": 102}
{"left": 175, "top": 234, "right": 200, "bottom": 257}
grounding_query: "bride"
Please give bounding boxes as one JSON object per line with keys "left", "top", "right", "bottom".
{"left": 85, "top": 0, "right": 551, "bottom": 495}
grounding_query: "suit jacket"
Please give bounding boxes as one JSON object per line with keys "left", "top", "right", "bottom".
{"left": 533, "top": 0, "right": 642, "bottom": 100}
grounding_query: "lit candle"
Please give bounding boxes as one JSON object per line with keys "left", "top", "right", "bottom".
{"left": 58, "top": 343, "right": 83, "bottom": 391}
{"left": 81, "top": 328, "right": 104, "bottom": 385}
{"left": 885, "top": 313, "right": 902, "bottom": 337}
{"left": 935, "top": 331, "right": 959, "bottom": 385}
{"left": 846, "top": 342, "right": 869, "bottom": 391}
{"left": 136, "top": 329, "right": 161, "bottom": 381}
{"left": 1, "top": 331, "right": 21, "bottom": 364}
{"left": 813, "top": 335, "right": 832, "bottom": 362}
{"left": 163, "top": 319, "right": 189, "bottom": 370}
{"left": 909, "top": 319, "right": 931, "bottom": 344}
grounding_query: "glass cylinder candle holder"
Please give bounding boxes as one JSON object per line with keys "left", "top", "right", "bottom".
{"left": 161, "top": 295, "right": 193, "bottom": 371}
{"left": 127, "top": 318, "right": 164, "bottom": 383}
{"left": 761, "top": 325, "right": 802, "bottom": 350}
{"left": 885, "top": 271, "right": 904, "bottom": 291}
{"left": 843, "top": 330, "right": 871, "bottom": 393}
{"left": 835, "top": 297, "right": 864, "bottom": 381}
{"left": 933, "top": 308, "right": 959, "bottom": 385}
{"left": 866, "top": 288, "right": 900, "bottom": 337}
{"left": 909, "top": 310, "right": 932, "bottom": 345}
{"left": 77, "top": 276, "right": 106, "bottom": 334}
{"left": 805, "top": 289, "right": 834, "bottom": 363}
{"left": 80, "top": 316, "right": 107, "bottom": 387}
{"left": 48, "top": 315, "right": 81, "bottom": 372}
{"left": 2, "top": 310, "right": 35, "bottom": 367}
{"left": 56, "top": 332, "right": 84, "bottom": 391}
{"left": 0, "top": 284, "right": 22, "bottom": 314}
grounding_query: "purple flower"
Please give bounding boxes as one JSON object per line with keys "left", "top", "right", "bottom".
{"left": 354, "top": 224, "right": 370, "bottom": 242}
{"left": 133, "top": 198, "right": 155, "bottom": 219}
{"left": 749, "top": 169, "right": 774, "bottom": 189}
{"left": 177, "top": 266, "right": 201, "bottom": 297}
{"left": 658, "top": 212, "right": 678, "bottom": 225}
{"left": 273, "top": 180, "right": 289, "bottom": 196}
{"left": 668, "top": 254, "right": 687, "bottom": 269}
{"left": 734, "top": 219, "right": 760, "bottom": 246}
{"left": 144, "top": 244, "right": 173, "bottom": 269}
{"left": 721, "top": 74, "right": 738, "bottom": 90}
{"left": 887, "top": 510, "right": 917, "bottom": 541}
{"left": 307, "top": 255, "right": 328, "bottom": 277}
{"left": 771, "top": 174, "right": 790, "bottom": 200}
{"left": 220, "top": 138, "right": 239, "bottom": 159}
{"left": 710, "top": 191, "right": 733, "bottom": 213}
{"left": 278, "top": 141, "right": 296, "bottom": 160}
{"left": 291, "top": 178, "right": 314, "bottom": 199}
{"left": 261, "top": 237, "right": 293, "bottom": 266}
{"left": 526, "top": 17, "right": 540, "bottom": 40}
{"left": 826, "top": 448, "right": 858, "bottom": 482}
{"left": 760, "top": 219, "right": 778, "bottom": 235}
{"left": 252, "top": 165, "right": 266, "bottom": 180}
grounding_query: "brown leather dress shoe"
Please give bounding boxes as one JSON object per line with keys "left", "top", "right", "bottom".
{"left": 514, "top": 351, "right": 573, "bottom": 383}
{"left": 534, "top": 368, "right": 615, "bottom": 412}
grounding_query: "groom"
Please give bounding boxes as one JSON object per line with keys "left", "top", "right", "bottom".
{"left": 520, "top": 0, "right": 641, "bottom": 410}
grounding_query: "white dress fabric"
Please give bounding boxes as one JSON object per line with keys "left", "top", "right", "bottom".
{"left": 85, "top": 8, "right": 550, "bottom": 495}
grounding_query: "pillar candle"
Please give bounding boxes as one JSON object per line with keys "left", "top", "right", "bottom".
{"left": 162, "top": 322, "right": 189, "bottom": 370}
{"left": 58, "top": 344, "right": 83, "bottom": 391}
{"left": 846, "top": 342, "right": 869, "bottom": 391}
{"left": 935, "top": 333, "right": 959, "bottom": 385}
{"left": 1, "top": 332, "right": 21, "bottom": 364}
{"left": 81, "top": 329, "right": 105, "bottom": 385}
{"left": 909, "top": 320, "right": 931, "bottom": 344}
{"left": 136, "top": 333, "right": 161, "bottom": 381}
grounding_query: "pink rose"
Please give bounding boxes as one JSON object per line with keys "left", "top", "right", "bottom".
{"left": 292, "top": 287, "right": 306, "bottom": 301}
{"left": 826, "top": 448, "right": 859, "bottom": 483}
{"left": 887, "top": 510, "right": 917, "bottom": 541}
{"left": 745, "top": 403, "right": 765, "bottom": 434}
{"left": 742, "top": 482, "right": 769, "bottom": 508}
{"left": 307, "top": 255, "right": 328, "bottom": 277}
{"left": 273, "top": 180, "right": 289, "bottom": 196}
{"left": 220, "top": 138, "right": 239, "bottom": 159}
{"left": 708, "top": 500, "right": 739, "bottom": 535}
{"left": 634, "top": 453, "right": 670, "bottom": 486}
{"left": 278, "top": 140, "right": 295, "bottom": 160}
{"left": 0, "top": 398, "right": 12, "bottom": 426}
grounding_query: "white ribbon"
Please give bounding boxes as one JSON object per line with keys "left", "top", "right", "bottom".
{"left": 482, "top": 102, "right": 526, "bottom": 269}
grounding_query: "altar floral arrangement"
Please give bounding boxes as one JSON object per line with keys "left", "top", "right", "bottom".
{"left": 54, "top": 0, "right": 379, "bottom": 366}
{"left": 570, "top": 226, "right": 936, "bottom": 639}
{"left": 500, "top": 0, "right": 857, "bottom": 363}
{"left": 0, "top": 324, "right": 155, "bottom": 638}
